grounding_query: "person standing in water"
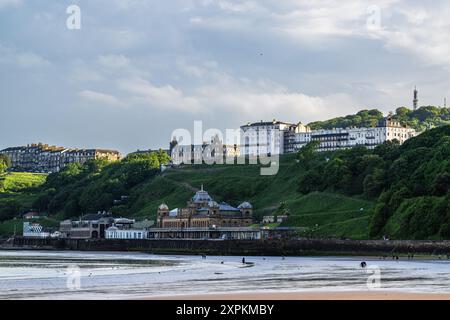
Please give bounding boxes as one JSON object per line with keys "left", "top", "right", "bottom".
{"left": 242, "top": 257, "right": 246, "bottom": 264}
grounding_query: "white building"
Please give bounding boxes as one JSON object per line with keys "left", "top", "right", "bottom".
{"left": 105, "top": 227, "right": 148, "bottom": 239}
{"left": 23, "top": 222, "right": 51, "bottom": 238}
{"left": 240, "top": 120, "right": 309, "bottom": 156}
{"left": 171, "top": 135, "right": 240, "bottom": 165}
{"left": 105, "top": 218, "right": 148, "bottom": 239}
{"left": 295, "top": 118, "right": 417, "bottom": 152}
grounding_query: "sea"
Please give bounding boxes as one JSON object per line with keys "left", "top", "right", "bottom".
{"left": 1, "top": 250, "right": 450, "bottom": 299}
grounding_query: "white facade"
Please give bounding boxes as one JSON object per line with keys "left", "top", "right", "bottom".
{"left": 240, "top": 120, "right": 301, "bottom": 156}
{"left": 23, "top": 222, "right": 50, "bottom": 238}
{"left": 105, "top": 227, "right": 148, "bottom": 239}
{"left": 171, "top": 135, "right": 240, "bottom": 165}
{"left": 295, "top": 118, "right": 418, "bottom": 152}
{"left": 262, "top": 216, "right": 275, "bottom": 224}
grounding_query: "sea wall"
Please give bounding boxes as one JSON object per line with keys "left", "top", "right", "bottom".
{"left": 10, "top": 237, "right": 450, "bottom": 256}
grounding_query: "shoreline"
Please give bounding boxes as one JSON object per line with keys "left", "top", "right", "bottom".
{"left": 149, "top": 291, "right": 450, "bottom": 300}
{"left": 5, "top": 237, "right": 450, "bottom": 258}
{"left": 1, "top": 246, "right": 449, "bottom": 260}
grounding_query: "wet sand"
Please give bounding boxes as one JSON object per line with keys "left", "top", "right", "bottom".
{"left": 151, "top": 291, "right": 450, "bottom": 300}
{"left": 4, "top": 251, "right": 450, "bottom": 300}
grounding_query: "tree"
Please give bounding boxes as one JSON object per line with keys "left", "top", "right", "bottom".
{"left": 324, "top": 158, "right": 352, "bottom": 192}
{"left": 363, "top": 168, "right": 385, "bottom": 198}
{"left": 156, "top": 149, "right": 171, "bottom": 165}
{"left": 297, "top": 141, "right": 320, "bottom": 164}
{"left": 0, "top": 154, "right": 11, "bottom": 174}
{"left": 369, "top": 191, "right": 392, "bottom": 237}
{"left": 433, "top": 172, "right": 450, "bottom": 196}
{"left": 0, "top": 200, "right": 21, "bottom": 222}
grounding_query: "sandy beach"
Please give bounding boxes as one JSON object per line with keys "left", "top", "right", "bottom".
{"left": 3, "top": 251, "right": 450, "bottom": 300}
{"left": 152, "top": 291, "right": 450, "bottom": 300}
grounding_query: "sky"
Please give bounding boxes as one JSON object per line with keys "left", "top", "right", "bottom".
{"left": 1, "top": 0, "right": 450, "bottom": 154}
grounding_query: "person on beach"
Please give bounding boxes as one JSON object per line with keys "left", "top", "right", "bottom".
{"left": 242, "top": 257, "right": 246, "bottom": 264}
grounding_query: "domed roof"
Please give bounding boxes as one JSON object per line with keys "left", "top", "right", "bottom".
{"left": 238, "top": 202, "right": 252, "bottom": 209}
{"left": 192, "top": 185, "right": 213, "bottom": 203}
{"left": 158, "top": 203, "right": 169, "bottom": 210}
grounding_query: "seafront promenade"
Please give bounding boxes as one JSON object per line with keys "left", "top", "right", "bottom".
{"left": 5, "top": 237, "right": 450, "bottom": 257}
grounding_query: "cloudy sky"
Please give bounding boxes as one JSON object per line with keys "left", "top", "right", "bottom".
{"left": 1, "top": 0, "right": 450, "bottom": 154}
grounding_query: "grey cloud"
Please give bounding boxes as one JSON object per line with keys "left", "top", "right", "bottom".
{"left": 1, "top": 0, "right": 449, "bottom": 154}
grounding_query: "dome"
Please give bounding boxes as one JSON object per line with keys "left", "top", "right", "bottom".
{"left": 158, "top": 203, "right": 169, "bottom": 210}
{"left": 238, "top": 202, "right": 252, "bottom": 209}
{"left": 192, "top": 186, "right": 213, "bottom": 203}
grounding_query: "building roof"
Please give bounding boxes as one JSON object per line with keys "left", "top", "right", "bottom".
{"left": 238, "top": 202, "right": 252, "bottom": 209}
{"left": 241, "top": 120, "right": 296, "bottom": 128}
{"left": 0, "top": 144, "right": 121, "bottom": 156}
{"left": 114, "top": 218, "right": 135, "bottom": 224}
{"left": 218, "top": 202, "right": 240, "bottom": 212}
{"left": 159, "top": 203, "right": 169, "bottom": 210}
{"left": 208, "top": 201, "right": 219, "bottom": 208}
{"left": 80, "top": 213, "right": 114, "bottom": 221}
{"left": 192, "top": 186, "right": 213, "bottom": 203}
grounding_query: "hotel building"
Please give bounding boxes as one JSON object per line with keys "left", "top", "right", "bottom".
{"left": 240, "top": 120, "right": 312, "bottom": 156}
{"left": 295, "top": 118, "right": 418, "bottom": 152}
{"left": 170, "top": 135, "right": 240, "bottom": 165}
{"left": 0, "top": 143, "right": 122, "bottom": 173}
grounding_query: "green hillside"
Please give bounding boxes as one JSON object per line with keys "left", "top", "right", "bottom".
{"left": 0, "top": 117, "right": 448, "bottom": 240}
{"left": 0, "top": 151, "right": 375, "bottom": 239}
{"left": 309, "top": 106, "right": 450, "bottom": 131}
{"left": 0, "top": 172, "right": 47, "bottom": 229}
{"left": 0, "top": 172, "right": 47, "bottom": 193}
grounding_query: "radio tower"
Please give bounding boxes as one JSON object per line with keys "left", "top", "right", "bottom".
{"left": 413, "top": 87, "right": 418, "bottom": 110}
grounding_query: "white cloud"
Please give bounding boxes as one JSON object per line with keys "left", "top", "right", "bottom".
{"left": 192, "top": 78, "right": 359, "bottom": 123}
{"left": 79, "top": 90, "right": 123, "bottom": 107}
{"left": 176, "top": 58, "right": 220, "bottom": 78}
{"left": 373, "top": 7, "right": 450, "bottom": 68}
{"left": 3, "top": 0, "right": 450, "bottom": 153}
{"left": 190, "top": 0, "right": 450, "bottom": 69}
{"left": 118, "top": 77, "right": 204, "bottom": 113}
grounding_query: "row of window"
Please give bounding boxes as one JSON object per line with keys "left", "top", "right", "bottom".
{"left": 107, "top": 231, "right": 145, "bottom": 239}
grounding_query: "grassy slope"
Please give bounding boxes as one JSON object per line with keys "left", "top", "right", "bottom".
{"left": 129, "top": 154, "right": 374, "bottom": 239}
{"left": 0, "top": 157, "right": 374, "bottom": 239}
{"left": 0, "top": 172, "right": 47, "bottom": 209}
{"left": 0, "top": 173, "right": 48, "bottom": 237}
{"left": 0, "top": 172, "right": 47, "bottom": 193}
